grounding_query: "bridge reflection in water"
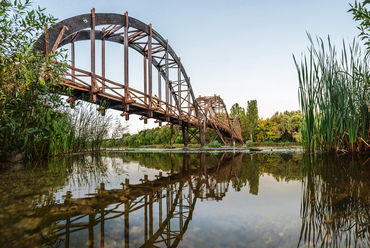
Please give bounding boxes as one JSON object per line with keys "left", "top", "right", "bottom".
{"left": 2, "top": 152, "right": 370, "bottom": 247}
{"left": 49, "top": 153, "right": 243, "bottom": 247}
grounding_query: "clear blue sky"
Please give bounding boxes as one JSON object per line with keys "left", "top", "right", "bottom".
{"left": 34, "top": 0, "right": 360, "bottom": 133}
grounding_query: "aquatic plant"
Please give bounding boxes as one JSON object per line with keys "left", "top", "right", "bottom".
{"left": 294, "top": 34, "right": 370, "bottom": 153}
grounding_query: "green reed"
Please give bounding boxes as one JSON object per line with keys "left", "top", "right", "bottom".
{"left": 46, "top": 101, "right": 114, "bottom": 157}
{"left": 294, "top": 34, "right": 370, "bottom": 153}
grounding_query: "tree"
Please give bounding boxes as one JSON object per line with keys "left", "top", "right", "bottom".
{"left": 0, "top": 0, "right": 67, "bottom": 160}
{"left": 256, "top": 118, "right": 276, "bottom": 141}
{"left": 245, "top": 100, "right": 258, "bottom": 141}
{"left": 349, "top": 1, "right": 370, "bottom": 55}
{"left": 269, "top": 111, "right": 303, "bottom": 142}
{"left": 230, "top": 103, "right": 245, "bottom": 117}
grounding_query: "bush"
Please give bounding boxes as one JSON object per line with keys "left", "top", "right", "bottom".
{"left": 209, "top": 140, "right": 221, "bottom": 148}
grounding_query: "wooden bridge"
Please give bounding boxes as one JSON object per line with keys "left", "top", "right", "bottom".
{"left": 34, "top": 9, "right": 243, "bottom": 145}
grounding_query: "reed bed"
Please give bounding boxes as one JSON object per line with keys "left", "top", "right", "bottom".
{"left": 294, "top": 34, "right": 370, "bottom": 153}
{"left": 47, "top": 101, "right": 114, "bottom": 156}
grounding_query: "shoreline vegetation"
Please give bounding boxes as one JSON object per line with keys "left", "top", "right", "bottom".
{"left": 291, "top": 2, "right": 370, "bottom": 154}
{"left": 294, "top": 34, "right": 370, "bottom": 153}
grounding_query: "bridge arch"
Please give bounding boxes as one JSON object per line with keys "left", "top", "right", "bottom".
{"left": 35, "top": 9, "right": 198, "bottom": 124}
{"left": 34, "top": 9, "right": 243, "bottom": 145}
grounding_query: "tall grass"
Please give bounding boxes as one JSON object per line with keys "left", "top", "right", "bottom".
{"left": 294, "top": 34, "right": 370, "bottom": 153}
{"left": 47, "top": 101, "right": 120, "bottom": 156}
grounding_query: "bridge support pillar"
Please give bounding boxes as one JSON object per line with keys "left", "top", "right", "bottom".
{"left": 199, "top": 124, "right": 205, "bottom": 147}
{"left": 182, "top": 125, "right": 189, "bottom": 147}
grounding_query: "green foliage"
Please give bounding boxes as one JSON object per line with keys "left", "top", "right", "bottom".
{"left": 349, "top": 0, "right": 370, "bottom": 55}
{"left": 230, "top": 101, "right": 258, "bottom": 141}
{"left": 245, "top": 100, "right": 258, "bottom": 141}
{"left": 230, "top": 103, "right": 245, "bottom": 117}
{"left": 0, "top": 0, "right": 68, "bottom": 160}
{"left": 294, "top": 34, "right": 370, "bottom": 153}
{"left": 208, "top": 140, "right": 221, "bottom": 148}
{"left": 269, "top": 111, "right": 302, "bottom": 142}
{"left": 256, "top": 118, "right": 276, "bottom": 141}
{"left": 231, "top": 101, "right": 302, "bottom": 143}
{"left": 120, "top": 126, "right": 174, "bottom": 147}
{"left": 109, "top": 125, "right": 225, "bottom": 148}
{"left": 65, "top": 101, "right": 125, "bottom": 152}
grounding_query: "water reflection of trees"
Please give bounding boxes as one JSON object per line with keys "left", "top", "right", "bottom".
{"left": 232, "top": 153, "right": 302, "bottom": 194}
{"left": 298, "top": 154, "right": 370, "bottom": 247}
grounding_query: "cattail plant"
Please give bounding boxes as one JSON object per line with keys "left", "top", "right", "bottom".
{"left": 294, "top": 34, "right": 370, "bottom": 153}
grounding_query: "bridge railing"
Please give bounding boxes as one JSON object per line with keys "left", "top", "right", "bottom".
{"left": 62, "top": 65, "right": 200, "bottom": 126}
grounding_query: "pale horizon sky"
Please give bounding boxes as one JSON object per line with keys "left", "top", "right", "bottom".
{"left": 34, "top": 0, "right": 361, "bottom": 134}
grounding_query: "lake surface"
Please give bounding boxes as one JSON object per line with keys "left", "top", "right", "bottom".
{"left": 0, "top": 149, "right": 369, "bottom": 247}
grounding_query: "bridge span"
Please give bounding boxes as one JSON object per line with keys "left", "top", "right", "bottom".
{"left": 34, "top": 9, "right": 243, "bottom": 145}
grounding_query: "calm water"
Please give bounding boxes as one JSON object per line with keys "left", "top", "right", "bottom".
{"left": 0, "top": 150, "right": 369, "bottom": 247}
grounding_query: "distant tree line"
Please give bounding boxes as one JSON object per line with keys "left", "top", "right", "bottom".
{"left": 230, "top": 101, "right": 303, "bottom": 143}
{"left": 104, "top": 125, "right": 223, "bottom": 148}
{"left": 106, "top": 100, "right": 303, "bottom": 148}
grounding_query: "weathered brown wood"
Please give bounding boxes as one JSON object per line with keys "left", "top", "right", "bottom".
{"left": 124, "top": 12, "right": 129, "bottom": 101}
{"left": 52, "top": 26, "right": 66, "bottom": 53}
{"left": 44, "top": 24, "right": 49, "bottom": 57}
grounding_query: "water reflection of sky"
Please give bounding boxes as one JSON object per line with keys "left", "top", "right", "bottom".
{"left": 185, "top": 175, "right": 302, "bottom": 248}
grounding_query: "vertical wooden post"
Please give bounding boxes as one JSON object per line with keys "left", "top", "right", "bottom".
{"left": 102, "top": 38, "right": 105, "bottom": 92}
{"left": 182, "top": 124, "right": 188, "bottom": 146}
{"left": 91, "top": 8, "right": 96, "bottom": 101}
{"left": 188, "top": 77, "right": 191, "bottom": 119}
{"left": 166, "top": 40, "right": 171, "bottom": 108}
{"left": 158, "top": 70, "right": 161, "bottom": 100}
{"left": 71, "top": 41, "right": 75, "bottom": 82}
{"left": 124, "top": 12, "right": 129, "bottom": 101}
{"left": 148, "top": 24, "right": 153, "bottom": 111}
{"left": 178, "top": 57, "right": 182, "bottom": 118}
{"left": 144, "top": 56, "right": 147, "bottom": 104}
{"left": 44, "top": 24, "right": 49, "bottom": 57}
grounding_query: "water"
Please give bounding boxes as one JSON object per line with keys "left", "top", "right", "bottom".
{"left": 0, "top": 150, "right": 369, "bottom": 247}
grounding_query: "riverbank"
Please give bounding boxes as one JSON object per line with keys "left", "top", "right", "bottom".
{"left": 99, "top": 146, "right": 304, "bottom": 155}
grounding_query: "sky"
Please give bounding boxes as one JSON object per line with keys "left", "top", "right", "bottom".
{"left": 34, "top": 0, "right": 361, "bottom": 134}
